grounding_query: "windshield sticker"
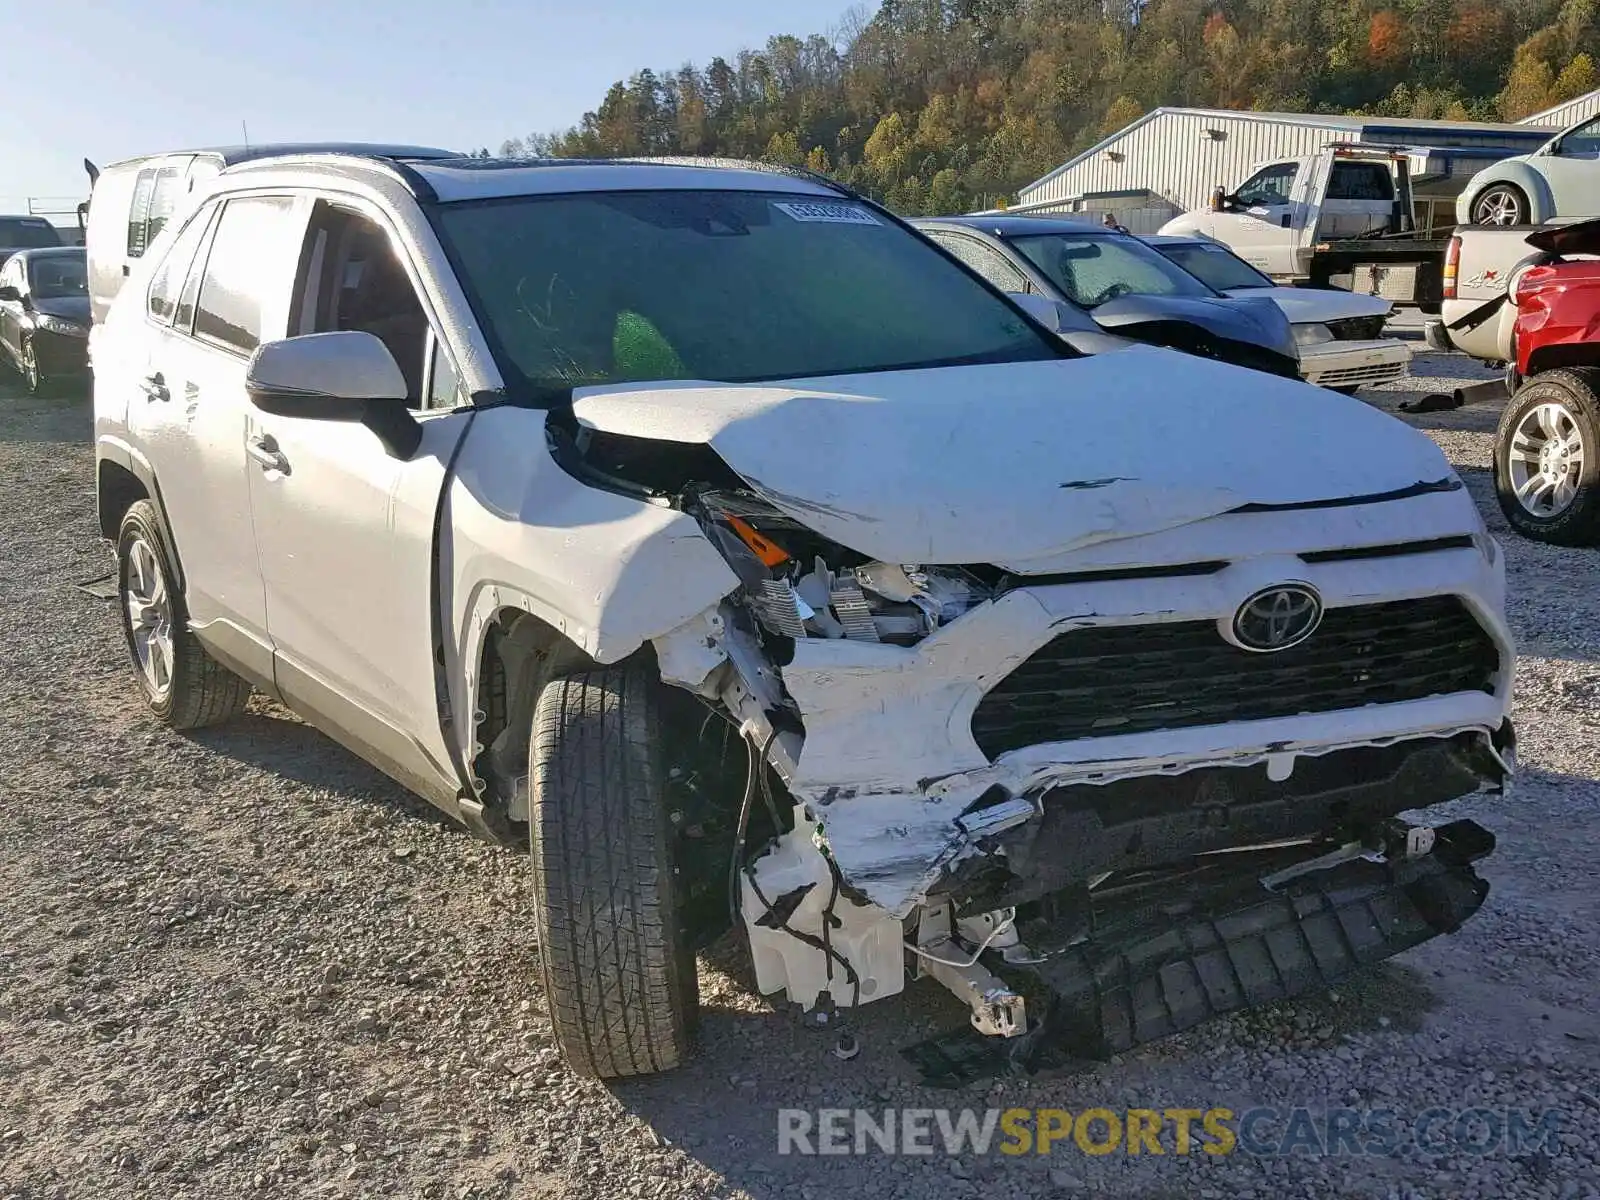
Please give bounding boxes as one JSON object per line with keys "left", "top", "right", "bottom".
{"left": 773, "top": 201, "right": 881, "bottom": 226}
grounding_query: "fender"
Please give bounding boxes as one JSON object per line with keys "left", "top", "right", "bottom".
{"left": 443, "top": 403, "right": 741, "bottom": 768}
{"left": 1463, "top": 161, "right": 1556, "bottom": 225}
{"left": 95, "top": 435, "right": 187, "bottom": 591}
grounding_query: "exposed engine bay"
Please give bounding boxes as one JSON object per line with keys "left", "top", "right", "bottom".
{"left": 541, "top": 394, "right": 1515, "bottom": 1079}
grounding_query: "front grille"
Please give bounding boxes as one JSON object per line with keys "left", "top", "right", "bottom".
{"left": 1314, "top": 360, "right": 1408, "bottom": 389}
{"left": 1326, "top": 315, "right": 1388, "bottom": 341}
{"left": 970, "top": 595, "right": 1498, "bottom": 757}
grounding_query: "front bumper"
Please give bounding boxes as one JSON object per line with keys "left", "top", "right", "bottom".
{"left": 769, "top": 508, "right": 1511, "bottom": 917}
{"left": 30, "top": 328, "right": 89, "bottom": 379}
{"left": 1298, "top": 337, "right": 1411, "bottom": 389}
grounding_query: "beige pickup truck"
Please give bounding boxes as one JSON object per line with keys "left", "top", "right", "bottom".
{"left": 1425, "top": 224, "right": 1584, "bottom": 383}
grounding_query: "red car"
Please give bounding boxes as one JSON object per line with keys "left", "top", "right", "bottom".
{"left": 1495, "top": 219, "right": 1600, "bottom": 544}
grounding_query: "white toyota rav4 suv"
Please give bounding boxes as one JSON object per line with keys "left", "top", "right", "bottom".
{"left": 92, "top": 152, "right": 1515, "bottom": 1082}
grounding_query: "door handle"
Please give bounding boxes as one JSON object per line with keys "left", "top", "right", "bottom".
{"left": 140, "top": 372, "right": 169, "bottom": 402}
{"left": 246, "top": 434, "right": 290, "bottom": 474}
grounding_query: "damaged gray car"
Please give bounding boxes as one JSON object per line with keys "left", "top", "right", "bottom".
{"left": 91, "top": 152, "right": 1515, "bottom": 1082}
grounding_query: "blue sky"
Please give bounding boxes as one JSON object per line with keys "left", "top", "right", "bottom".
{"left": 6, "top": 0, "right": 854, "bottom": 218}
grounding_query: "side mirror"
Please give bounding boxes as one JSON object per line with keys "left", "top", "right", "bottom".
{"left": 246, "top": 331, "right": 422, "bottom": 459}
{"left": 0, "top": 286, "right": 18, "bottom": 302}
{"left": 1008, "top": 291, "right": 1095, "bottom": 337}
{"left": 1008, "top": 291, "right": 1069, "bottom": 333}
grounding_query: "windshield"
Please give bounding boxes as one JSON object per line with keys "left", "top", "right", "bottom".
{"left": 0, "top": 219, "right": 63, "bottom": 250}
{"left": 431, "top": 190, "right": 1061, "bottom": 393}
{"left": 27, "top": 254, "right": 86, "bottom": 299}
{"left": 1010, "top": 233, "right": 1216, "bottom": 309}
{"left": 1152, "top": 242, "right": 1275, "bottom": 291}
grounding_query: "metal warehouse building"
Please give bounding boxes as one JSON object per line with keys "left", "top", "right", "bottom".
{"left": 1013, "top": 108, "right": 1561, "bottom": 233}
{"left": 1520, "top": 88, "right": 1600, "bottom": 130}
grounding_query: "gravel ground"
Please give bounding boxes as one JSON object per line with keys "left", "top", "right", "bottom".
{"left": 2, "top": 352, "right": 1598, "bottom": 1200}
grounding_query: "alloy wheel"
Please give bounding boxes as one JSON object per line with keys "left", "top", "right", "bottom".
{"left": 124, "top": 535, "right": 174, "bottom": 700}
{"left": 1507, "top": 401, "right": 1586, "bottom": 517}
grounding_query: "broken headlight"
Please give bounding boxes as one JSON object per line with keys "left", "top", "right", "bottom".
{"left": 689, "top": 489, "right": 991, "bottom": 645}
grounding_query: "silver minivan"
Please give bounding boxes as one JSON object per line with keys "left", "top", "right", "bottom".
{"left": 83, "top": 143, "right": 456, "bottom": 326}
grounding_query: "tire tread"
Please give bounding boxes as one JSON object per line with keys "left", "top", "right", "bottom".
{"left": 528, "top": 665, "right": 695, "bottom": 1079}
{"left": 117, "top": 500, "right": 251, "bottom": 730}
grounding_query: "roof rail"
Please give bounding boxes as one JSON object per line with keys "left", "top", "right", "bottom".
{"left": 221, "top": 151, "right": 440, "bottom": 200}
{"left": 422, "top": 154, "right": 856, "bottom": 198}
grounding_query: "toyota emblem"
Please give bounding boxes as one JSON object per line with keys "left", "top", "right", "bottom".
{"left": 1231, "top": 584, "right": 1323, "bottom": 652}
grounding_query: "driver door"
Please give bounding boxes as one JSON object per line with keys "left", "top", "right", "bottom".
{"left": 1537, "top": 116, "right": 1600, "bottom": 219}
{"left": 1211, "top": 162, "right": 1302, "bottom": 276}
{"left": 244, "top": 194, "right": 471, "bottom": 807}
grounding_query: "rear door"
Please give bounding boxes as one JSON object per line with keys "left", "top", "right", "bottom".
{"left": 1212, "top": 161, "right": 1303, "bottom": 275}
{"left": 133, "top": 193, "right": 302, "bottom": 677}
{"left": 243, "top": 194, "right": 471, "bottom": 804}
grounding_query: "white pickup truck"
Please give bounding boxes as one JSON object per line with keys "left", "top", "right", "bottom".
{"left": 1426, "top": 224, "right": 1590, "bottom": 376}
{"left": 1161, "top": 144, "right": 1481, "bottom": 312}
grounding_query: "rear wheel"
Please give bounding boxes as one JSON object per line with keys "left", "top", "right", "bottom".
{"left": 527, "top": 664, "right": 698, "bottom": 1078}
{"left": 1471, "top": 184, "right": 1529, "bottom": 226}
{"left": 115, "top": 500, "right": 252, "bottom": 728}
{"left": 1494, "top": 369, "right": 1600, "bottom": 545}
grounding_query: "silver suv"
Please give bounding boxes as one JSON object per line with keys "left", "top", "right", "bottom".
{"left": 92, "top": 152, "right": 1516, "bottom": 1081}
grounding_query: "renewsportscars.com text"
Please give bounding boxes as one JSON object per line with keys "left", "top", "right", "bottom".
{"left": 776, "top": 1106, "right": 1564, "bottom": 1159}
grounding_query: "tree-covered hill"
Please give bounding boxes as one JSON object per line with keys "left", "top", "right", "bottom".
{"left": 500, "top": 0, "right": 1600, "bottom": 213}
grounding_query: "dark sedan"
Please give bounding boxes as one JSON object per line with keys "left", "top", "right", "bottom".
{"left": 912, "top": 215, "right": 1301, "bottom": 379}
{"left": 0, "top": 246, "right": 89, "bottom": 394}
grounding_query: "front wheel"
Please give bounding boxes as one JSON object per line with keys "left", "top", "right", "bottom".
{"left": 115, "top": 500, "right": 252, "bottom": 728}
{"left": 1471, "top": 184, "right": 1529, "bottom": 226}
{"left": 1494, "top": 369, "right": 1600, "bottom": 545}
{"left": 20, "top": 336, "right": 43, "bottom": 396}
{"left": 528, "top": 664, "right": 698, "bottom": 1078}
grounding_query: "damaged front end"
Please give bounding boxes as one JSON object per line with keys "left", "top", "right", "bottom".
{"left": 556, "top": 383, "right": 1515, "bottom": 1080}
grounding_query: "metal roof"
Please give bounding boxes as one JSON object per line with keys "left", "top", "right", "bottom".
{"left": 219, "top": 154, "right": 848, "bottom": 205}
{"left": 405, "top": 156, "right": 846, "bottom": 202}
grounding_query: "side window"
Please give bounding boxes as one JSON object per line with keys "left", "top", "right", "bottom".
{"left": 291, "top": 202, "right": 434, "bottom": 405}
{"left": 1560, "top": 115, "right": 1600, "bottom": 157}
{"left": 1234, "top": 163, "right": 1298, "bottom": 207}
{"left": 194, "top": 196, "right": 297, "bottom": 354}
{"left": 929, "top": 232, "right": 1031, "bottom": 293}
{"left": 1328, "top": 163, "right": 1395, "bottom": 201}
{"left": 126, "top": 169, "right": 158, "bottom": 258}
{"left": 147, "top": 204, "right": 217, "bottom": 325}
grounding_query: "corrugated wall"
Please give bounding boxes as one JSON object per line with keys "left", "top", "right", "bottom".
{"left": 1519, "top": 90, "right": 1600, "bottom": 130}
{"left": 1020, "top": 112, "right": 1353, "bottom": 213}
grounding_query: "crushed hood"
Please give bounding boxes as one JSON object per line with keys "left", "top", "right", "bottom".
{"left": 32, "top": 295, "right": 89, "bottom": 324}
{"left": 569, "top": 350, "right": 1457, "bottom": 568}
{"left": 1224, "top": 285, "right": 1392, "bottom": 326}
{"left": 1091, "top": 293, "right": 1297, "bottom": 360}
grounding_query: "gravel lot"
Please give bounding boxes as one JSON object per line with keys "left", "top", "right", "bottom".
{"left": 2, "top": 352, "right": 1598, "bottom": 1200}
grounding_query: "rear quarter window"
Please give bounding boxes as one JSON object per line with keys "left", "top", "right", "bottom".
{"left": 0, "top": 219, "right": 62, "bottom": 249}
{"left": 1328, "top": 163, "right": 1396, "bottom": 202}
